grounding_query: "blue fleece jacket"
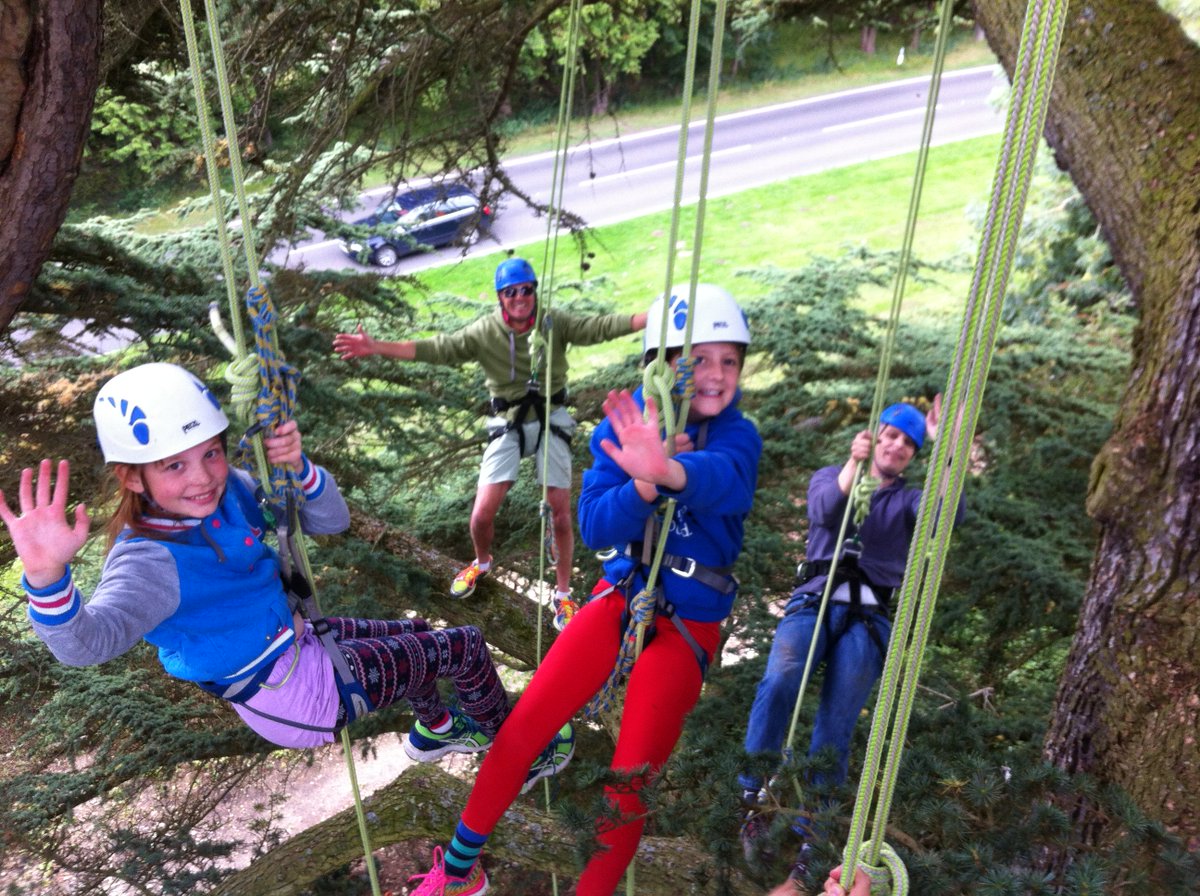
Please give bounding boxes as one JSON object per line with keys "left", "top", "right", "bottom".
{"left": 25, "top": 462, "right": 350, "bottom": 686}
{"left": 578, "top": 386, "right": 761, "bottom": 622}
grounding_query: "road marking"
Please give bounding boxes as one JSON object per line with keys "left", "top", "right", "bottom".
{"left": 582, "top": 144, "right": 753, "bottom": 187}
{"left": 502, "top": 65, "right": 1001, "bottom": 169}
{"left": 823, "top": 106, "right": 927, "bottom": 133}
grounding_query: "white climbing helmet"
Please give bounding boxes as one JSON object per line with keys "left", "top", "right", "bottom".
{"left": 642, "top": 283, "right": 751, "bottom": 360}
{"left": 94, "top": 362, "right": 229, "bottom": 464}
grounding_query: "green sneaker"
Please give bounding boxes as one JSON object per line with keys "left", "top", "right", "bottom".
{"left": 404, "top": 710, "right": 493, "bottom": 761}
{"left": 521, "top": 722, "right": 575, "bottom": 793}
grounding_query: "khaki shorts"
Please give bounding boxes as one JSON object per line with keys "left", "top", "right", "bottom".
{"left": 478, "top": 405, "right": 576, "bottom": 489}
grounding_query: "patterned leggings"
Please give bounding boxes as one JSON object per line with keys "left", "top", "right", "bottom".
{"left": 327, "top": 617, "right": 509, "bottom": 735}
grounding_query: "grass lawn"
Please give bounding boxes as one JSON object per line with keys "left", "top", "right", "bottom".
{"left": 406, "top": 132, "right": 1002, "bottom": 364}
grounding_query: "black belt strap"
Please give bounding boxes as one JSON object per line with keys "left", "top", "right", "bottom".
{"left": 798, "top": 546, "right": 892, "bottom": 657}
{"left": 487, "top": 388, "right": 572, "bottom": 453}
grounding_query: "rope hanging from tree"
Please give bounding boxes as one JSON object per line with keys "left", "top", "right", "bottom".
{"left": 778, "top": 0, "right": 961, "bottom": 784}
{"left": 529, "top": 0, "right": 587, "bottom": 664}
{"left": 176, "top": 4, "right": 383, "bottom": 894}
{"left": 834, "top": 2, "right": 1069, "bottom": 892}
{"left": 582, "top": 0, "right": 730, "bottom": 721}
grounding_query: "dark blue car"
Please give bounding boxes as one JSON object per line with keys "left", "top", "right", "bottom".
{"left": 340, "top": 183, "right": 494, "bottom": 267}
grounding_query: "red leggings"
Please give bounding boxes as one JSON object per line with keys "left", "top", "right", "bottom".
{"left": 461, "top": 585, "right": 721, "bottom": 895}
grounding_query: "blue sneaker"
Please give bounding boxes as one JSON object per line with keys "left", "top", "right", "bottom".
{"left": 404, "top": 710, "right": 493, "bottom": 762}
{"left": 521, "top": 722, "right": 575, "bottom": 793}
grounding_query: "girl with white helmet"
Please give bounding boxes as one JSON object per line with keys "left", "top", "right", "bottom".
{"left": 407, "top": 284, "right": 762, "bottom": 896}
{"left": 0, "top": 362, "right": 572, "bottom": 781}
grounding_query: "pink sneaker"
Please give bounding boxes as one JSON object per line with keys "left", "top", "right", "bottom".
{"left": 406, "top": 846, "right": 488, "bottom": 895}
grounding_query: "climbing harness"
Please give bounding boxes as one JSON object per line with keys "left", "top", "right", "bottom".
{"left": 795, "top": 538, "right": 892, "bottom": 659}
{"left": 487, "top": 386, "right": 572, "bottom": 457}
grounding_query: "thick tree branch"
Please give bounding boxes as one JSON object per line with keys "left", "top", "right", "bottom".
{"left": 208, "top": 762, "right": 762, "bottom": 896}
{"left": 0, "top": 0, "right": 101, "bottom": 330}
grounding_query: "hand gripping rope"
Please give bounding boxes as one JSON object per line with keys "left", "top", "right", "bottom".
{"left": 179, "top": 1, "right": 383, "bottom": 892}
{"left": 800, "top": 1, "right": 1069, "bottom": 892}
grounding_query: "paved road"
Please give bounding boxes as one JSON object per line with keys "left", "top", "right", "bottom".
{"left": 271, "top": 65, "right": 1006, "bottom": 275}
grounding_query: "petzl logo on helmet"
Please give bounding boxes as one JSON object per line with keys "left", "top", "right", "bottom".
{"left": 182, "top": 420, "right": 201, "bottom": 434}
{"left": 102, "top": 397, "right": 151, "bottom": 446}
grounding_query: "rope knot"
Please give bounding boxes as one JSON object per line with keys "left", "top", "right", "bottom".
{"left": 851, "top": 474, "right": 880, "bottom": 527}
{"left": 583, "top": 585, "right": 659, "bottom": 719}
{"left": 234, "top": 285, "right": 304, "bottom": 505}
{"left": 854, "top": 840, "right": 908, "bottom": 896}
{"left": 672, "top": 357, "right": 696, "bottom": 400}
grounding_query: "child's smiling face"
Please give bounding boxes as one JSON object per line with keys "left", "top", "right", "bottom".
{"left": 677, "top": 341, "right": 743, "bottom": 421}
{"left": 122, "top": 436, "right": 229, "bottom": 518}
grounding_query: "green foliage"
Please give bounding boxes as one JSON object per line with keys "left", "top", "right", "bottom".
{"left": 89, "top": 86, "right": 197, "bottom": 177}
{"left": 973, "top": 151, "right": 1135, "bottom": 325}
{"left": 6, "top": 235, "right": 1196, "bottom": 891}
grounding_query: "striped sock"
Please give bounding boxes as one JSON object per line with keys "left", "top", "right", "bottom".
{"left": 444, "top": 820, "right": 488, "bottom": 878}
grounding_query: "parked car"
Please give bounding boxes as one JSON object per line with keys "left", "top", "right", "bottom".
{"left": 339, "top": 183, "right": 494, "bottom": 267}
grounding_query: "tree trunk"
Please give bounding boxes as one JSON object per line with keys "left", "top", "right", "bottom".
{"left": 0, "top": 0, "right": 101, "bottom": 331}
{"left": 207, "top": 762, "right": 762, "bottom": 896}
{"left": 860, "top": 24, "right": 876, "bottom": 55}
{"left": 973, "top": 0, "right": 1200, "bottom": 849}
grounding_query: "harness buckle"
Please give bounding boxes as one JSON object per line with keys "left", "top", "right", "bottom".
{"left": 841, "top": 538, "right": 863, "bottom": 560}
{"left": 670, "top": 557, "right": 698, "bottom": 578}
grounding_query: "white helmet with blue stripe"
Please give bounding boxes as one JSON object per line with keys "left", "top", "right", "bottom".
{"left": 643, "top": 283, "right": 751, "bottom": 360}
{"left": 94, "top": 363, "right": 229, "bottom": 463}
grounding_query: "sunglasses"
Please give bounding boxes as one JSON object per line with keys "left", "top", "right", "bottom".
{"left": 501, "top": 285, "right": 536, "bottom": 299}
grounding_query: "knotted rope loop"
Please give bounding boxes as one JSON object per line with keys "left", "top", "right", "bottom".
{"left": 642, "top": 356, "right": 679, "bottom": 437}
{"left": 229, "top": 286, "right": 304, "bottom": 506}
{"left": 583, "top": 584, "right": 657, "bottom": 718}
{"left": 850, "top": 840, "right": 907, "bottom": 896}
{"left": 851, "top": 472, "right": 880, "bottom": 527}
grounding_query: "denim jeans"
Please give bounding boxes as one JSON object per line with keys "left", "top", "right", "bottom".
{"left": 740, "top": 591, "right": 891, "bottom": 792}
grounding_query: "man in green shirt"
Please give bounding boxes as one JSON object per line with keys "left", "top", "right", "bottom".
{"left": 333, "top": 257, "right": 647, "bottom": 624}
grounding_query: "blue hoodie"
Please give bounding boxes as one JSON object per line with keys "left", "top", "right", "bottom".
{"left": 578, "top": 386, "right": 761, "bottom": 622}
{"left": 25, "top": 462, "right": 349, "bottom": 686}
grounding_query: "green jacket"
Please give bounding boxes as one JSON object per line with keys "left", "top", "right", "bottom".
{"left": 412, "top": 306, "right": 638, "bottom": 402}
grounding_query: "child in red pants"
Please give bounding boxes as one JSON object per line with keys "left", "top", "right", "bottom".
{"left": 407, "top": 285, "right": 762, "bottom": 895}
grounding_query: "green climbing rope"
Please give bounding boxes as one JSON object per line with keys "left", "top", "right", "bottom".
{"left": 839, "top": 1, "right": 1069, "bottom": 890}
{"left": 581, "top": 0, "right": 730, "bottom": 723}
{"left": 531, "top": 0, "right": 586, "bottom": 665}
{"left": 780, "top": 0, "right": 959, "bottom": 785}
{"left": 177, "top": 6, "right": 383, "bottom": 896}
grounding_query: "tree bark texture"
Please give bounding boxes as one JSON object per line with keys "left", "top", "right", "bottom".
{"left": 973, "top": 0, "right": 1200, "bottom": 847}
{"left": 0, "top": 0, "right": 101, "bottom": 331}
{"left": 207, "top": 762, "right": 761, "bottom": 896}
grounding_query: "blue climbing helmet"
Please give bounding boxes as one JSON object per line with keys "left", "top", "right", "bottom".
{"left": 879, "top": 402, "right": 926, "bottom": 451}
{"left": 495, "top": 257, "right": 538, "bottom": 292}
